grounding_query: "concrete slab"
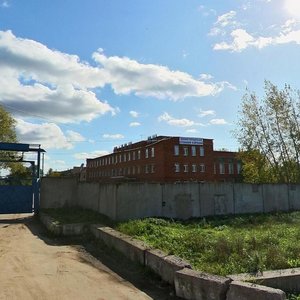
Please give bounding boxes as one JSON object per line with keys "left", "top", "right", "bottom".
{"left": 226, "top": 281, "right": 286, "bottom": 300}
{"left": 92, "top": 226, "right": 150, "bottom": 265}
{"left": 229, "top": 268, "right": 300, "bottom": 294}
{"left": 174, "top": 268, "right": 231, "bottom": 300}
{"left": 145, "top": 249, "right": 191, "bottom": 285}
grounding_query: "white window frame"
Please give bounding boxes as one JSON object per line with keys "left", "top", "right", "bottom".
{"left": 174, "top": 145, "right": 179, "bottom": 156}
{"left": 199, "top": 146, "right": 204, "bottom": 156}
{"left": 192, "top": 164, "right": 197, "bottom": 173}
{"left": 191, "top": 146, "right": 196, "bottom": 156}
{"left": 184, "top": 164, "right": 189, "bottom": 173}
{"left": 151, "top": 147, "right": 155, "bottom": 158}
{"left": 174, "top": 163, "right": 180, "bottom": 173}
{"left": 183, "top": 147, "right": 188, "bottom": 156}
{"left": 200, "top": 163, "right": 205, "bottom": 173}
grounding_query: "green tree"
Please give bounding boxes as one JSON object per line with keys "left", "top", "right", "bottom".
{"left": 235, "top": 81, "right": 300, "bottom": 183}
{"left": 0, "top": 105, "right": 27, "bottom": 177}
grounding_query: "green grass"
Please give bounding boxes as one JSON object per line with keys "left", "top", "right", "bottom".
{"left": 115, "top": 212, "right": 300, "bottom": 276}
{"left": 41, "top": 207, "right": 115, "bottom": 227}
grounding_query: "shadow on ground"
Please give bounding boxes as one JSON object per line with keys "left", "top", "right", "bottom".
{"left": 1, "top": 214, "right": 179, "bottom": 300}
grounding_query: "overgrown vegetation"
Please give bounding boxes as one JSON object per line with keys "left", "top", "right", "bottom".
{"left": 116, "top": 212, "right": 300, "bottom": 276}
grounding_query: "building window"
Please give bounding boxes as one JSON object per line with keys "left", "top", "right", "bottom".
{"left": 108, "top": 157, "right": 111, "bottom": 165}
{"left": 174, "top": 145, "right": 179, "bottom": 156}
{"left": 200, "top": 146, "right": 204, "bottom": 156}
{"left": 184, "top": 164, "right": 189, "bottom": 173}
{"left": 145, "top": 165, "right": 149, "bottom": 174}
{"left": 119, "top": 154, "right": 122, "bottom": 163}
{"left": 128, "top": 152, "right": 131, "bottom": 161}
{"left": 124, "top": 153, "right": 127, "bottom": 162}
{"left": 191, "top": 146, "right": 196, "bottom": 156}
{"left": 128, "top": 167, "right": 131, "bottom": 175}
{"left": 200, "top": 163, "right": 205, "bottom": 173}
{"left": 183, "top": 147, "right": 188, "bottom": 156}
{"left": 237, "top": 162, "right": 242, "bottom": 174}
{"left": 111, "top": 156, "right": 114, "bottom": 164}
{"left": 145, "top": 148, "right": 149, "bottom": 158}
{"left": 219, "top": 160, "right": 225, "bottom": 174}
{"left": 151, "top": 147, "right": 155, "bottom": 158}
{"left": 132, "top": 166, "right": 135, "bottom": 175}
{"left": 174, "top": 163, "right": 180, "bottom": 173}
{"left": 228, "top": 160, "right": 234, "bottom": 174}
{"left": 137, "top": 165, "right": 140, "bottom": 174}
{"left": 138, "top": 150, "right": 141, "bottom": 159}
{"left": 133, "top": 151, "right": 136, "bottom": 160}
{"left": 151, "top": 164, "right": 155, "bottom": 173}
{"left": 192, "top": 164, "right": 197, "bottom": 173}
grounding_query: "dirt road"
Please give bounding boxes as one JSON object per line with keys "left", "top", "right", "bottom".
{"left": 0, "top": 214, "right": 176, "bottom": 300}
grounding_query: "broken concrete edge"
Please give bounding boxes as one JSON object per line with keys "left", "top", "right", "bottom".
{"left": 229, "top": 268, "right": 300, "bottom": 294}
{"left": 39, "top": 215, "right": 289, "bottom": 300}
{"left": 39, "top": 212, "right": 87, "bottom": 236}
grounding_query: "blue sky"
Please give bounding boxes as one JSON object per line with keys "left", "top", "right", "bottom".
{"left": 0, "top": 0, "right": 300, "bottom": 172}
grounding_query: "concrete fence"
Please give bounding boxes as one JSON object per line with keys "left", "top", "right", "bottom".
{"left": 40, "top": 178, "right": 300, "bottom": 221}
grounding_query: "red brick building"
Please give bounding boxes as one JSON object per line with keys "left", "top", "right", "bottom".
{"left": 86, "top": 135, "right": 241, "bottom": 183}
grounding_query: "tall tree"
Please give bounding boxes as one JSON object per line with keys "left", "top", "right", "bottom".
{"left": 0, "top": 105, "right": 21, "bottom": 171}
{"left": 0, "top": 105, "right": 17, "bottom": 143}
{"left": 235, "top": 81, "right": 300, "bottom": 183}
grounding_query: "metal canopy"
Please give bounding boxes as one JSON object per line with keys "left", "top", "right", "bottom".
{"left": 0, "top": 142, "right": 45, "bottom": 153}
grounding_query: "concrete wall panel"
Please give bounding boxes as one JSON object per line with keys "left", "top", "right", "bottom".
{"left": 234, "top": 184, "right": 263, "bottom": 214}
{"left": 162, "top": 183, "right": 200, "bottom": 219}
{"left": 115, "top": 183, "right": 162, "bottom": 221}
{"left": 77, "top": 182, "right": 99, "bottom": 211}
{"left": 263, "top": 184, "right": 289, "bottom": 212}
{"left": 199, "top": 183, "right": 234, "bottom": 217}
{"left": 40, "top": 177, "right": 78, "bottom": 208}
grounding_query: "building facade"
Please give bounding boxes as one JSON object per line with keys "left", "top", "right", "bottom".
{"left": 86, "top": 135, "right": 241, "bottom": 183}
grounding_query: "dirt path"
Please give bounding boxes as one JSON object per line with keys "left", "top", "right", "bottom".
{"left": 0, "top": 214, "right": 176, "bottom": 300}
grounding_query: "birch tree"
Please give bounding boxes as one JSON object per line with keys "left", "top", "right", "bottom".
{"left": 235, "top": 81, "right": 300, "bottom": 183}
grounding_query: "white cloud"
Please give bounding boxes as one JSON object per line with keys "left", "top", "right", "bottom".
{"left": 129, "top": 110, "right": 139, "bottom": 118}
{"left": 0, "top": 31, "right": 115, "bottom": 123}
{"left": 158, "top": 112, "right": 203, "bottom": 127}
{"left": 213, "top": 20, "right": 300, "bottom": 52}
{"left": 209, "top": 11, "right": 239, "bottom": 36}
{"left": 129, "top": 122, "right": 141, "bottom": 127}
{"left": 92, "top": 50, "right": 230, "bottom": 101}
{"left": 199, "top": 73, "right": 214, "bottom": 80}
{"left": 102, "top": 133, "right": 124, "bottom": 139}
{"left": 198, "top": 109, "right": 216, "bottom": 117}
{"left": 209, "top": 118, "right": 229, "bottom": 125}
{"left": 74, "top": 150, "right": 109, "bottom": 160}
{"left": 15, "top": 119, "right": 74, "bottom": 149}
{"left": 216, "top": 11, "right": 237, "bottom": 28}
{"left": 0, "top": 30, "right": 233, "bottom": 125}
{"left": 186, "top": 129, "right": 198, "bottom": 133}
{"left": 66, "top": 130, "right": 85, "bottom": 142}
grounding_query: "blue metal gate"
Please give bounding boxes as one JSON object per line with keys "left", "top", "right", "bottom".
{"left": 0, "top": 185, "right": 34, "bottom": 213}
{"left": 0, "top": 143, "right": 45, "bottom": 214}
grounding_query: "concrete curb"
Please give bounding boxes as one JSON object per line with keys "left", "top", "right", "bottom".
{"left": 226, "top": 281, "right": 286, "bottom": 300}
{"left": 39, "top": 212, "right": 87, "bottom": 236}
{"left": 39, "top": 212, "right": 62, "bottom": 235}
{"left": 40, "top": 214, "right": 290, "bottom": 300}
{"left": 175, "top": 268, "right": 231, "bottom": 300}
{"left": 229, "top": 268, "right": 300, "bottom": 294}
{"left": 90, "top": 224, "right": 149, "bottom": 265}
{"left": 145, "top": 248, "right": 191, "bottom": 285}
